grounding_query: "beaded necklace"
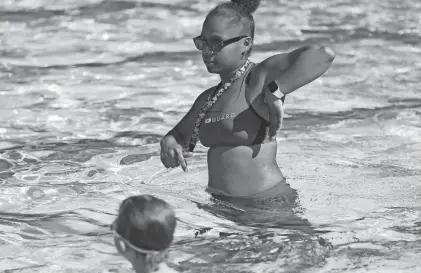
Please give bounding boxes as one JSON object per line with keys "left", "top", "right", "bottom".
{"left": 187, "top": 59, "right": 252, "bottom": 152}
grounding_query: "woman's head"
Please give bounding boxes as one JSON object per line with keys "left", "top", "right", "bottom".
{"left": 112, "top": 195, "right": 176, "bottom": 273}
{"left": 194, "top": 0, "right": 261, "bottom": 75}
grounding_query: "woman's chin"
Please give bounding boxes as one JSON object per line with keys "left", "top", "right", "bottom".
{"left": 204, "top": 63, "right": 219, "bottom": 73}
{"left": 206, "top": 67, "right": 217, "bottom": 73}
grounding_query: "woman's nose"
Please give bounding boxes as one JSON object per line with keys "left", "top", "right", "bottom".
{"left": 201, "top": 44, "right": 213, "bottom": 56}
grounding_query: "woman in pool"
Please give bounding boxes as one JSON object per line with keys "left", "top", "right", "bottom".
{"left": 111, "top": 195, "right": 178, "bottom": 273}
{"left": 160, "top": 0, "right": 335, "bottom": 198}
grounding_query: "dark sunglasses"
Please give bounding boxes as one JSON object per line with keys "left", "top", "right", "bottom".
{"left": 193, "top": 35, "right": 248, "bottom": 54}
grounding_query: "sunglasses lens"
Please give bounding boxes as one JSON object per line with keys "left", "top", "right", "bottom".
{"left": 193, "top": 38, "right": 204, "bottom": 50}
{"left": 212, "top": 44, "right": 222, "bottom": 52}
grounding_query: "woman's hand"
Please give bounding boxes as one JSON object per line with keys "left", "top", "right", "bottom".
{"left": 264, "top": 88, "right": 285, "bottom": 140}
{"left": 160, "top": 135, "right": 193, "bottom": 171}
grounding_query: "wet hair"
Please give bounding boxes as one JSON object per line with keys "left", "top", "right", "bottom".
{"left": 207, "top": 0, "right": 261, "bottom": 39}
{"left": 114, "top": 195, "right": 176, "bottom": 271}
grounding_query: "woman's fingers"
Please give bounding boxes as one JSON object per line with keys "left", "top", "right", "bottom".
{"left": 161, "top": 150, "right": 177, "bottom": 168}
{"left": 182, "top": 150, "right": 194, "bottom": 158}
{"left": 266, "top": 95, "right": 284, "bottom": 140}
{"left": 161, "top": 145, "right": 191, "bottom": 170}
{"left": 160, "top": 150, "right": 167, "bottom": 167}
{"left": 160, "top": 153, "right": 171, "bottom": 168}
{"left": 268, "top": 104, "right": 277, "bottom": 139}
{"left": 161, "top": 148, "right": 188, "bottom": 169}
{"left": 175, "top": 149, "right": 188, "bottom": 172}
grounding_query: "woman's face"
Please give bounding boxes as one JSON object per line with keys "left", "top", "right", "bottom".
{"left": 198, "top": 15, "right": 250, "bottom": 74}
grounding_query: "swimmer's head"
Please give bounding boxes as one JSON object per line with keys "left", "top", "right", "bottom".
{"left": 194, "top": 0, "right": 261, "bottom": 75}
{"left": 111, "top": 195, "right": 176, "bottom": 273}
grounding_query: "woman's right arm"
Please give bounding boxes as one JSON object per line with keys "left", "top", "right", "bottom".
{"left": 160, "top": 87, "right": 214, "bottom": 170}
{"left": 165, "top": 87, "right": 214, "bottom": 148}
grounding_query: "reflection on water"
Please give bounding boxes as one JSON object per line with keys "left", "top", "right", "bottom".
{"left": 1, "top": 139, "right": 420, "bottom": 272}
{"left": 1, "top": 0, "right": 421, "bottom": 272}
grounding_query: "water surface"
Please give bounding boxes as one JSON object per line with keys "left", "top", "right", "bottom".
{"left": 1, "top": 0, "right": 420, "bottom": 272}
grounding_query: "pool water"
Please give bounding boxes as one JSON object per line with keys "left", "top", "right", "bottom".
{"left": 1, "top": 0, "right": 420, "bottom": 272}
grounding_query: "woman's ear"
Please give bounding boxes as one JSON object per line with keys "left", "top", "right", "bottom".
{"left": 244, "top": 37, "right": 253, "bottom": 52}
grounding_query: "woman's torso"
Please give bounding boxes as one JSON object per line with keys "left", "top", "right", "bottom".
{"left": 198, "top": 64, "right": 268, "bottom": 147}
{"left": 198, "top": 63, "right": 285, "bottom": 197}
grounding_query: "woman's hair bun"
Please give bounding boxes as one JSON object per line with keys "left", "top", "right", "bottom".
{"left": 231, "top": 0, "right": 261, "bottom": 14}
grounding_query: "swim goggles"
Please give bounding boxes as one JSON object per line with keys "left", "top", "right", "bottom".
{"left": 110, "top": 220, "right": 162, "bottom": 255}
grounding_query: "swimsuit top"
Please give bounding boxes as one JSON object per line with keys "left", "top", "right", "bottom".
{"left": 198, "top": 64, "right": 270, "bottom": 147}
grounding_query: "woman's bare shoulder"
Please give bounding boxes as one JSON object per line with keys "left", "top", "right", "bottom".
{"left": 244, "top": 62, "right": 267, "bottom": 103}
{"left": 191, "top": 85, "right": 217, "bottom": 108}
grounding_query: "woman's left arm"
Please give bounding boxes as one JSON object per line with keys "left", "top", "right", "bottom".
{"left": 247, "top": 45, "right": 335, "bottom": 139}
{"left": 260, "top": 44, "right": 336, "bottom": 95}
